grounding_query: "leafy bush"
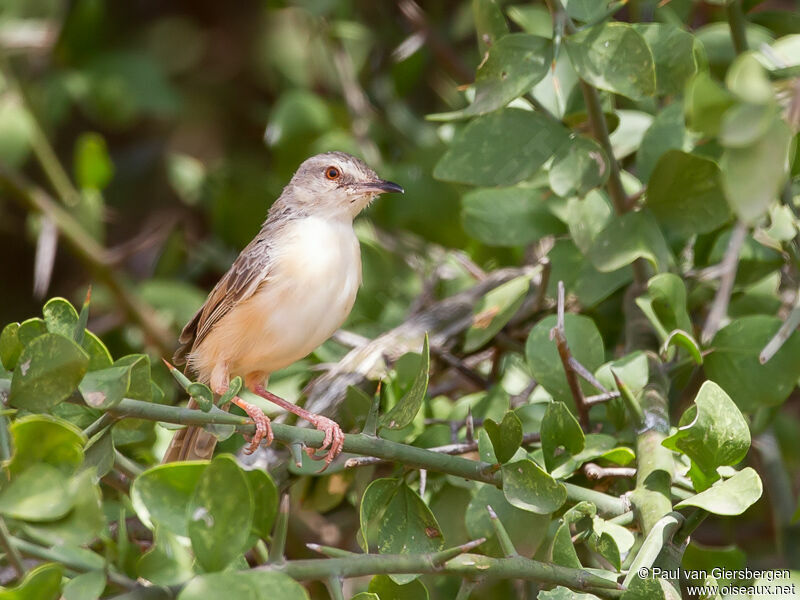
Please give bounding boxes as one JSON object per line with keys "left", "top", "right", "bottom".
{"left": 0, "top": 1, "right": 799, "bottom": 599}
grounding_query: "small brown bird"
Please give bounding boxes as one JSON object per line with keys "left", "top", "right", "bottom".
{"left": 163, "top": 152, "right": 403, "bottom": 465}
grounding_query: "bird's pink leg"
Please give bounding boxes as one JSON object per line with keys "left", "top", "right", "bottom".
{"left": 212, "top": 374, "right": 273, "bottom": 454}
{"left": 250, "top": 384, "right": 344, "bottom": 469}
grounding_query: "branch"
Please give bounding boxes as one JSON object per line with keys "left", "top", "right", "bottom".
{"left": 0, "top": 168, "right": 173, "bottom": 354}
{"left": 701, "top": 221, "right": 747, "bottom": 344}
{"left": 0, "top": 518, "right": 25, "bottom": 580}
{"left": 257, "top": 552, "right": 624, "bottom": 597}
{"left": 551, "top": 281, "right": 590, "bottom": 430}
{"left": 726, "top": 0, "right": 749, "bottom": 56}
{"left": 759, "top": 287, "right": 800, "bottom": 364}
{"left": 105, "top": 397, "right": 628, "bottom": 516}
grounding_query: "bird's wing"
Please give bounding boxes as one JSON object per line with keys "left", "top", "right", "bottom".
{"left": 173, "top": 232, "right": 274, "bottom": 365}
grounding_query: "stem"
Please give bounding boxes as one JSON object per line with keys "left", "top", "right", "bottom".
{"left": 105, "top": 397, "right": 629, "bottom": 516}
{"left": 114, "top": 450, "right": 144, "bottom": 479}
{"left": 726, "top": 0, "right": 749, "bottom": 56}
{"left": 257, "top": 553, "right": 623, "bottom": 597}
{"left": 552, "top": 282, "right": 590, "bottom": 430}
{"left": 0, "top": 518, "right": 25, "bottom": 580}
{"left": 269, "top": 495, "right": 290, "bottom": 563}
{"left": 672, "top": 508, "right": 707, "bottom": 548}
{"left": 701, "top": 221, "right": 747, "bottom": 345}
{"left": 0, "top": 168, "right": 173, "bottom": 354}
{"left": 82, "top": 413, "right": 117, "bottom": 439}
{"left": 630, "top": 373, "right": 673, "bottom": 535}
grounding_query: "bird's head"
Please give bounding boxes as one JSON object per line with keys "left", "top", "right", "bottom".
{"left": 283, "top": 151, "right": 403, "bottom": 219}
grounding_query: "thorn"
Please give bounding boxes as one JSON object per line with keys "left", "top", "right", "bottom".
{"left": 161, "top": 357, "right": 175, "bottom": 371}
{"left": 84, "top": 285, "right": 92, "bottom": 306}
{"left": 465, "top": 407, "right": 474, "bottom": 444}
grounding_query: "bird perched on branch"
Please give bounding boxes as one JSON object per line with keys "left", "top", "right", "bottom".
{"left": 162, "top": 152, "right": 403, "bottom": 465}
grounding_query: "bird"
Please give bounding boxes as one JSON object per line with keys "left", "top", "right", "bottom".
{"left": 162, "top": 151, "right": 403, "bottom": 465}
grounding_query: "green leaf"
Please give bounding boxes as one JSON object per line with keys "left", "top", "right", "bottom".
{"left": 131, "top": 462, "right": 207, "bottom": 536}
{"left": 549, "top": 136, "right": 609, "bottom": 198}
{"left": 187, "top": 455, "right": 253, "bottom": 572}
{"left": 360, "top": 478, "right": 400, "bottom": 552}
{"left": 380, "top": 335, "right": 429, "bottom": 430}
{"left": 565, "top": 22, "right": 656, "bottom": 100}
{"left": 675, "top": 467, "right": 763, "bottom": 515}
{"left": 663, "top": 381, "right": 750, "bottom": 491}
{"left": 178, "top": 571, "right": 309, "bottom": 600}
{"left": 7, "top": 415, "right": 85, "bottom": 476}
{"left": 661, "top": 330, "right": 703, "bottom": 365}
{"left": 539, "top": 586, "right": 601, "bottom": 600}
{"left": 551, "top": 522, "right": 582, "bottom": 568}
{"left": 466, "top": 484, "right": 549, "bottom": 557}
{"left": 596, "top": 352, "right": 649, "bottom": 396}
{"left": 63, "top": 571, "right": 106, "bottom": 600}
{"left": 636, "top": 103, "right": 685, "bottom": 183}
{"left": 0, "top": 463, "right": 72, "bottom": 521}
{"left": 74, "top": 132, "right": 114, "bottom": 190}
{"left": 645, "top": 151, "right": 730, "bottom": 236}
{"left": 525, "top": 314, "right": 605, "bottom": 406}
{"left": 564, "top": 191, "right": 613, "bottom": 255}
{"left": 484, "top": 410, "right": 523, "bottom": 463}
{"left": 113, "top": 354, "right": 153, "bottom": 402}
{"left": 431, "top": 34, "right": 551, "bottom": 120}
{"left": 473, "top": 0, "right": 508, "bottom": 54}
{"left": 464, "top": 276, "right": 531, "bottom": 352}
{"left": 589, "top": 210, "right": 672, "bottom": 273}
{"left": 25, "top": 469, "right": 105, "bottom": 546}
{"left": 721, "top": 115, "right": 793, "bottom": 225}
{"left": 81, "top": 331, "right": 113, "bottom": 371}
{"left": 719, "top": 102, "right": 777, "bottom": 148}
{"left": 367, "top": 575, "right": 428, "bottom": 600}
{"left": 433, "top": 108, "right": 569, "bottom": 186}
{"left": 244, "top": 468, "right": 279, "bottom": 540}
{"left": 726, "top": 52, "right": 774, "bottom": 105}
{"left": 633, "top": 23, "right": 703, "bottom": 96}
{"left": 137, "top": 527, "right": 194, "bottom": 586}
{"left": 684, "top": 72, "right": 736, "bottom": 137}
{"left": 501, "top": 458, "right": 567, "bottom": 514}
{"left": 79, "top": 365, "right": 131, "bottom": 409}
{"left": 378, "top": 482, "right": 445, "bottom": 583}
{"left": 564, "top": 0, "right": 615, "bottom": 22}
{"left": 16, "top": 318, "right": 47, "bottom": 347}
{"left": 462, "top": 187, "right": 566, "bottom": 247}
{"left": 188, "top": 382, "right": 214, "bottom": 412}
{"left": 705, "top": 315, "right": 800, "bottom": 411}
{"left": 351, "top": 594, "right": 380, "bottom": 600}
{"left": 541, "top": 401, "right": 585, "bottom": 473}
{"left": 634, "top": 273, "right": 692, "bottom": 343}
{"left": 9, "top": 333, "right": 89, "bottom": 412}
{"left": 42, "top": 297, "right": 79, "bottom": 338}
{"left": 83, "top": 428, "right": 115, "bottom": 478}
{"left": 0, "top": 323, "right": 22, "bottom": 371}
{"left": 0, "top": 563, "right": 62, "bottom": 600}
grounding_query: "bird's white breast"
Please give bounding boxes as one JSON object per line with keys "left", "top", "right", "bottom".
{"left": 223, "top": 215, "right": 361, "bottom": 378}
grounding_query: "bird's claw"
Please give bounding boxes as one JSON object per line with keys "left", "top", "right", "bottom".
{"left": 235, "top": 398, "right": 273, "bottom": 454}
{"left": 304, "top": 415, "right": 344, "bottom": 471}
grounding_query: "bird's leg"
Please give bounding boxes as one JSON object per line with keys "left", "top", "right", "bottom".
{"left": 250, "top": 384, "right": 344, "bottom": 468}
{"left": 213, "top": 377, "right": 273, "bottom": 454}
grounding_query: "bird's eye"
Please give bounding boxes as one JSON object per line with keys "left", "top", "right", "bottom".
{"left": 325, "top": 166, "right": 340, "bottom": 180}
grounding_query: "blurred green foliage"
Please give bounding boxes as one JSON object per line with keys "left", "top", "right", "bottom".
{"left": 0, "top": 0, "right": 799, "bottom": 599}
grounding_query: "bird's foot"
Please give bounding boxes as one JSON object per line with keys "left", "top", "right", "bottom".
{"left": 231, "top": 396, "right": 273, "bottom": 454}
{"left": 304, "top": 414, "right": 345, "bottom": 470}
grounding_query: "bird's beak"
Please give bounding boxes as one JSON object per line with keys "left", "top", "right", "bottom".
{"left": 358, "top": 179, "right": 404, "bottom": 195}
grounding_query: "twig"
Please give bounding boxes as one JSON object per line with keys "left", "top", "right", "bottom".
{"left": 726, "top": 0, "right": 749, "bottom": 56}
{"left": 584, "top": 391, "right": 620, "bottom": 406}
{"left": 257, "top": 549, "right": 623, "bottom": 597}
{"left": 760, "top": 290, "right": 800, "bottom": 364}
{"left": 102, "top": 397, "right": 627, "bottom": 516}
{"left": 550, "top": 281, "right": 590, "bottom": 430}
{"left": 0, "top": 518, "right": 25, "bottom": 580}
{"left": 568, "top": 357, "right": 609, "bottom": 394}
{"left": 346, "top": 431, "right": 541, "bottom": 467}
{"left": 432, "top": 346, "right": 491, "bottom": 388}
{"left": 701, "top": 221, "right": 747, "bottom": 344}
{"left": 583, "top": 463, "right": 636, "bottom": 480}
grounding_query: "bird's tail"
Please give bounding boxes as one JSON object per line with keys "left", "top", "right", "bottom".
{"left": 161, "top": 397, "right": 227, "bottom": 462}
